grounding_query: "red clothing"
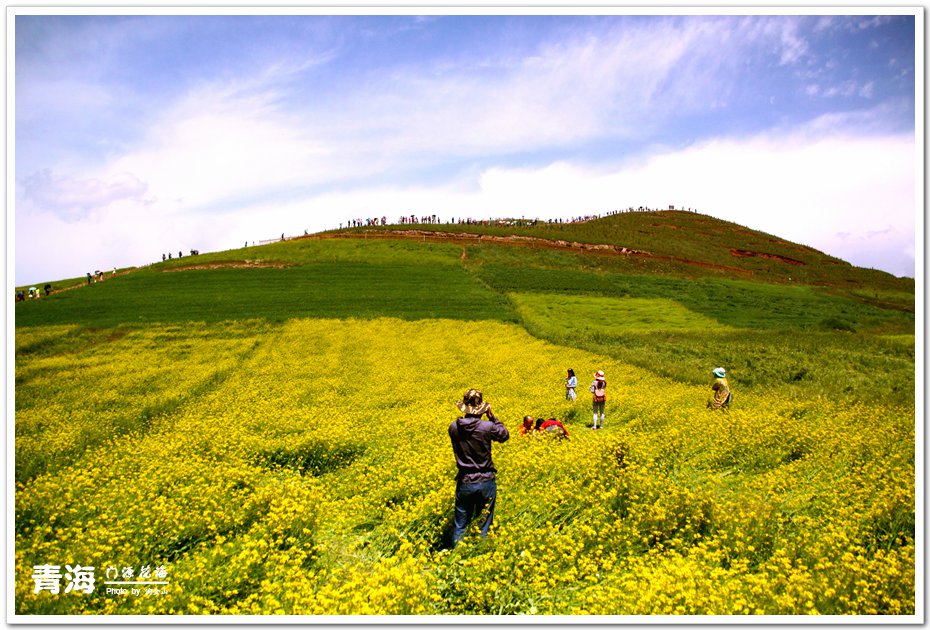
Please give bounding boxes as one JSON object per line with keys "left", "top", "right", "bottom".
{"left": 539, "top": 419, "right": 569, "bottom": 439}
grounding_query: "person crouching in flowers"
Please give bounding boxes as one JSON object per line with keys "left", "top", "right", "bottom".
{"left": 537, "top": 416, "right": 570, "bottom": 439}
{"left": 519, "top": 415, "right": 535, "bottom": 437}
{"left": 707, "top": 367, "right": 732, "bottom": 409}
{"left": 449, "top": 389, "right": 509, "bottom": 546}
{"left": 590, "top": 370, "right": 607, "bottom": 429}
{"left": 565, "top": 368, "right": 577, "bottom": 401}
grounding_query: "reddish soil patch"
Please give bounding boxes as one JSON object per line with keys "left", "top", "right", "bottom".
{"left": 315, "top": 229, "right": 651, "bottom": 257}
{"left": 646, "top": 254, "right": 752, "bottom": 276}
{"left": 730, "top": 249, "right": 805, "bottom": 266}
{"left": 164, "top": 261, "right": 292, "bottom": 272}
{"left": 312, "top": 230, "right": 754, "bottom": 276}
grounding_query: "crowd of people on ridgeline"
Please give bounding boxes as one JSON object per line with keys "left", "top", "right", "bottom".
{"left": 171, "top": 206, "right": 704, "bottom": 256}
{"left": 160, "top": 250, "right": 200, "bottom": 262}
{"left": 333, "top": 206, "right": 700, "bottom": 232}
{"left": 448, "top": 366, "right": 731, "bottom": 545}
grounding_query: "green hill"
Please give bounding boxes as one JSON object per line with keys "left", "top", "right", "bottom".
{"left": 327, "top": 210, "right": 914, "bottom": 292}
{"left": 13, "top": 211, "right": 916, "bottom": 616}
{"left": 15, "top": 212, "right": 914, "bottom": 401}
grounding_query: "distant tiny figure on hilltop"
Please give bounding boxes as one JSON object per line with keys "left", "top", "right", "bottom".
{"left": 708, "top": 367, "right": 732, "bottom": 410}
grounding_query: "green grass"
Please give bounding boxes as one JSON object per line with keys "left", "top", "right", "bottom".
{"left": 541, "top": 326, "right": 912, "bottom": 403}
{"left": 509, "top": 292, "right": 735, "bottom": 335}
{"left": 15, "top": 261, "right": 515, "bottom": 327}
{"left": 171, "top": 238, "right": 466, "bottom": 269}
{"left": 340, "top": 210, "right": 915, "bottom": 290}
{"left": 14, "top": 232, "right": 914, "bottom": 404}
{"left": 16, "top": 274, "right": 93, "bottom": 295}
{"left": 502, "top": 286, "right": 913, "bottom": 402}
{"left": 472, "top": 261, "right": 913, "bottom": 334}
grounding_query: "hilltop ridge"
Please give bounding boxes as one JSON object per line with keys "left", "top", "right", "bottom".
{"left": 17, "top": 211, "right": 914, "bottom": 317}
{"left": 323, "top": 210, "right": 913, "bottom": 295}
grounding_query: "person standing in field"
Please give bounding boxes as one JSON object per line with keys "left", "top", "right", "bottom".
{"left": 708, "top": 367, "right": 731, "bottom": 409}
{"left": 565, "top": 368, "right": 577, "bottom": 401}
{"left": 449, "top": 389, "right": 509, "bottom": 546}
{"left": 590, "top": 370, "right": 607, "bottom": 429}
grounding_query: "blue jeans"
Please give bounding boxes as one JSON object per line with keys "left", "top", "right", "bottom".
{"left": 453, "top": 479, "right": 497, "bottom": 545}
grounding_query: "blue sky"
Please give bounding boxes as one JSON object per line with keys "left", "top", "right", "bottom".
{"left": 13, "top": 11, "right": 919, "bottom": 284}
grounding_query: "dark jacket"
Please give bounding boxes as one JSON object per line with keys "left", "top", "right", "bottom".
{"left": 449, "top": 413, "right": 510, "bottom": 485}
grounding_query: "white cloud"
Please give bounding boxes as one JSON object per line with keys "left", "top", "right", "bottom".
{"left": 243, "top": 124, "right": 916, "bottom": 279}
{"left": 775, "top": 19, "right": 809, "bottom": 65}
{"left": 603, "top": 127, "right": 916, "bottom": 277}
{"left": 19, "top": 170, "right": 151, "bottom": 222}
{"left": 105, "top": 82, "right": 338, "bottom": 213}
{"left": 20, "top": 17, "right": 763, "bottom": 230}
{"left": 15, "top": 121, "right": 916, "bottom": 284}
{"left": 820, "top": 227, "right": 914, "bottom": 277}
{"left": 312, "top": 17, "right": 808, "bottom": 157}
{"left": 18, "top": 16, "right": 850, "bottom": 211}
{"left": 14, "top": 16, "right": 917, "bottom": 284}
{"left": 812, "top": 80, "right": 878, "bottom": 100}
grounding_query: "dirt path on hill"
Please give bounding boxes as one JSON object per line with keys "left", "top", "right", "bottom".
{"left": 162, "top": 261, "right": 291, "bottom": 272}
{"left": 310, "top": 229, "right": 755, "bottom": 276}
{"left": 29, "top": 260, "right": 288, "bottom": 298}
{"left": 35, "top": 273, "right": 124, "bottom": 297}
{"left": 729, "top": 249, "right": 805, "bottom": 266}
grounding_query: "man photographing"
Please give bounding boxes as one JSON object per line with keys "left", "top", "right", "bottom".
{"left": 448, "top": 389, "right": 509, "bottom": 546}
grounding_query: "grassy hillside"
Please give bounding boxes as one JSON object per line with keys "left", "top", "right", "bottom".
{"left": 13, "top": 216, "right": 916, "bottom": 617}
{"left": 330, "top": 210, "right": 914, "bottom": 289}
{"left": 16, "top": 222, "right": 914, "bottom": 402}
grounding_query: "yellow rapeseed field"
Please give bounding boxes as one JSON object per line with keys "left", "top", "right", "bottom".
{"left": 14, "top": 318, "right": 915, "bottom": 616}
